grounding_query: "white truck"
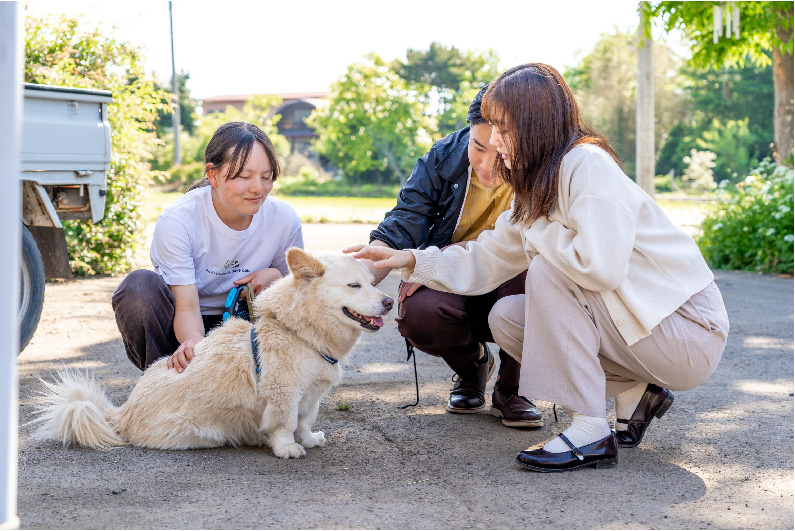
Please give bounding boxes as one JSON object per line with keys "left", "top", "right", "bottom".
{"left": 19, "top": 83, "right": 112, "bottom": 351}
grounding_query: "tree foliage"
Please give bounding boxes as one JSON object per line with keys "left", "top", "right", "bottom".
{"left": 25, "top": 13, "right": 169, "bottom": 275}
{"left": 154, "top": 70, "right": 198, "bottom": 136}
{"left": 648, "top": 1, "right": 794, "bottom": 163}
{"left": 565, "top": 30, "right": 687, "bottom": 177}
{"left": 308, "top": 54, "right": 431, "bottom": 184}
{"left": 656, "top": 58, "right": 774, "bottom": 180}
{"left": 392, "top": 42, "right": 499, "bottom": 135}
{"left": 151, "top": 95, "right": 291, "bottom": 188}
{"left": 649, "top": 1, "right": 792, "bottom": 69}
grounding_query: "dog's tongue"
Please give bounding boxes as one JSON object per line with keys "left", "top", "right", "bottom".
{"left": 373, "top": 316, "right": 384, "bottom": 328}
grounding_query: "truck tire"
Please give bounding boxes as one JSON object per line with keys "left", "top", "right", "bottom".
{"left": 20, "top": 224, "right": 45, "bottom": 353}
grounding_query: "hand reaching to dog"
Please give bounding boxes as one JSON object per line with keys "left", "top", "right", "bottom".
{"left": 343, "top": 244, "right": 417, "bottom": 271}
{"left": 235, "top": 267, "right": 282, "bottom": 295}
{"left": 167, "top": 337, "right": 203, "bottom": 373}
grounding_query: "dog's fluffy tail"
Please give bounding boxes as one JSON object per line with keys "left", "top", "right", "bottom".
{"left": 31, "top": 369, "right": 126, "bottom": 449}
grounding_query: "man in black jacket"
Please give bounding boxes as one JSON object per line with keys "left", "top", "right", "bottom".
{"left": 366, "top": 88, "right": 542, "bottom": 428}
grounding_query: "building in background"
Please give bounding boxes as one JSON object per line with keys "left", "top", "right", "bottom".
{"left": 201, "top": 92, "right": 327, "bottom": 158}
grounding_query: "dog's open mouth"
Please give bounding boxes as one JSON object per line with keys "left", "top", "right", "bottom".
{"left": 343, "top": 307, "right": 384, "bottom": 331}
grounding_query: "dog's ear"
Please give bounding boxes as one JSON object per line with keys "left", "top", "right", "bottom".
{"left": 287, "top": 248, "right": 325, "bottom": 280}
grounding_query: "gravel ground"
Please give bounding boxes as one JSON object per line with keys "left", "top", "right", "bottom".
{"left": 14, "top": 223, "right": 794, "bottom": 530}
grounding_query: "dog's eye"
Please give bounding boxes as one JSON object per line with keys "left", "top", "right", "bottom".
{"left": 347, "top": 282, "right": 361, "bottom": 288}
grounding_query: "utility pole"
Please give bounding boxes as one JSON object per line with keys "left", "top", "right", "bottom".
{"left": 169, "top": 1, "right": 181, "bottom": 164}
{"left": 636, "top": 1, "right": 655, "bottom": 196}
{"left": 0, "top": 2, "right": 23, "bottom": 529}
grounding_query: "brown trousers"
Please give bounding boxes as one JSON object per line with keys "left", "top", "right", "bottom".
{"left": 396, "top": 272, "right": 526, "bottom": 385}
{"left": 488, "top": 256, "right": 729, "bottom": 417}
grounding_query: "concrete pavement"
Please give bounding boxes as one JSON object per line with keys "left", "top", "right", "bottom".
{"left": 14, "top": 223, "right": 794, "bottom": 529}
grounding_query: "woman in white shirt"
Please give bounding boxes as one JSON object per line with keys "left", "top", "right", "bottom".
{"left": 113, "top": 122, "right": 303, "bottom": 373}
{"left": 347, "top": 64, "right": 729, "bottom": 472}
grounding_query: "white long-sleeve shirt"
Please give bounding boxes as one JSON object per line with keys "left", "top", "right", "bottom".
{"left": 406, "top": 143, "right": 714, "bottom": 345}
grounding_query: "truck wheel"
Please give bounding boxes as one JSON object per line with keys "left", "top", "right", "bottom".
{"left": 20, "top": 224, "right": 45, "bottom": 353}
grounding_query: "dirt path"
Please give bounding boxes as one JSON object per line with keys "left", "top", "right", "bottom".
{"left": 15, "top": 224, "right": 794, "bottom": 529}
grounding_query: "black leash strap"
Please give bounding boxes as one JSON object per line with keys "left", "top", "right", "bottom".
{"left": 398, "top": 338, "right": 419, "bottom": 409}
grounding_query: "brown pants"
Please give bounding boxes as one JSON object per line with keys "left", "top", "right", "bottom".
{"left": 396, "top": 272, "right": 526, "bottom": 385}
{"left": 112, "top": 270, "right": 223, "bottom": 370}
{"left": 488, "top": 256, "right": 729, "bottom": 417}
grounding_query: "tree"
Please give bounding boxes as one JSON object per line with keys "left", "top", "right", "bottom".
{"left": 308, "top": 54, "right": 431, "bottom": 184}
{"left": 149, "top": 94, "right": 291, "bottom": 189}
{"left": 392, "top": 42, "right": 500, "bottom": 136}
{"left": 649, "top": 1, "right": 794, "bottom": 165}
{"left": 657, "top": 58, "right": 775, "bottom": 180}
{"left": 154, "top": 70, "right": 198, "bottom": 136}
{"left": 25, "top": 13, "right": 169, "bottom": 275}
{"left": 565, "top": 30, "right": 688, "bottom": 177}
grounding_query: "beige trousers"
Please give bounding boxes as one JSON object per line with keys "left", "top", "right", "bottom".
{"left": 488, "top": 256, "right": 729, "bottom": 417}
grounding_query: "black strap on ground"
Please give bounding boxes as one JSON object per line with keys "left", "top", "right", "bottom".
{"left": 398, "top": 338, "right": 419, "bottom": 409}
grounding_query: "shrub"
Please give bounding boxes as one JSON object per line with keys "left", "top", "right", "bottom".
{"left": 274, "top": 166, "right": 400, "bottom": 198}
{"left": 155, "top": 161, "right": 205, "bottom": 191}
{"left": 682, "top": 149, "right": 717, "bottom": 193}
{"left": 698, "top": 159, "right": 794, "bottom": 274}
{"left": 25, "top": 13, "right": 169, "bottom": 275}
{"left": 654, "top": 174, "right": 674, "bottom": 193}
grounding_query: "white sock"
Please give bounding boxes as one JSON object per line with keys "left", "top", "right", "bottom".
{"left": 614, "top": 382, "right": 648, "bottom": 431}
{"left": 542, "top": 414, "right": 611, "bottom": 453}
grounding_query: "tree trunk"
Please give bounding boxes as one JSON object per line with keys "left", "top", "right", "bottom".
{"left": 773, "top": 6, "right": 794, "bottom": 166}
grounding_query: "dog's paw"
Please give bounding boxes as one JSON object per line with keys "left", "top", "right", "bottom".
{"left": 299, "top": 431, "right": 326, "bottom": 449}
{"left": 272, "top": 442, "right": 306, "bottom": 459}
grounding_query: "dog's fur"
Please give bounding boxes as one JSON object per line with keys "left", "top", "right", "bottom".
{"left": 32, "top": 249, "right": 393, "bottom": 458}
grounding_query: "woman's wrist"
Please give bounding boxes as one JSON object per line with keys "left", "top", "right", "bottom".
{"left": 400, "top": 250, "right": 417, "bottom": 280}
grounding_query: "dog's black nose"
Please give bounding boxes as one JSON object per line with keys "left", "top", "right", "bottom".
{"left": 382, "top": 296, "right": 394, "bottom": 312}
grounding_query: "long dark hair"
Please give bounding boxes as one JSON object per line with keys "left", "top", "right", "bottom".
{"left": 187, "top": 121, "right": 280, "bottom": 192}
{"left": 481, "top": 63, "right": 620, "bottom": 224}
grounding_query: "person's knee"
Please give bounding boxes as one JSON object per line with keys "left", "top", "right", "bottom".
{"left": 397, "top": 292, "right": 468, "bottom": 350}
{"left": 488, "top": 296, "right": 523, "bottom": 337}
{"left": 488, "top": 295, "right": 525, "bottom": 356}
{"left": 112, "top": 270, "right": 169, "bottom": 309}
{"left": 667, "top": 359, "right": 720, "bottom": 392}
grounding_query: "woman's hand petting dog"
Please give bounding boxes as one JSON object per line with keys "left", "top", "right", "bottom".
{"left": 167, "top": 337, "right": 203, "bottom": 373}
{"left": 344, "top": 244, "right": 417, "bottom": 271}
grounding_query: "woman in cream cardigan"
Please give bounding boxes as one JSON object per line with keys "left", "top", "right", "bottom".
{"left": 347, "top": 63, "right": 729, "bottom": 472}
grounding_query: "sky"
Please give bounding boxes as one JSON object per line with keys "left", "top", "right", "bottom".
{"left": 25, "top": 0, "right": 674, "bottom": 101}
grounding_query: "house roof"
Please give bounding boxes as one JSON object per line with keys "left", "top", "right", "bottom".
{"left": 202, "top": 92, "right": 328, "bottom": 104}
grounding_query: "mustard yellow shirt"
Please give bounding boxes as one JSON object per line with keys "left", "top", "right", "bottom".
{"left": 451, "top": 168, "right": 513, "bottom": 243}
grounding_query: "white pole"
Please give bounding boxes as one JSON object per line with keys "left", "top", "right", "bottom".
{"left": 636, "top": 1, "right": 655, "bottom": 197}
{"left": 169, "top": 1, "right": 181, "bottom": 164}
{"left": 0, "top": 2, "right": 22, "bottom": 530}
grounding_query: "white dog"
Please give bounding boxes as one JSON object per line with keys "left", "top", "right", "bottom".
{"left": 33, "top": 248, "right": 393, "bottom": 458}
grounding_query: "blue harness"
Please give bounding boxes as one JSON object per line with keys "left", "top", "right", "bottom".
{"left": 249, "top": 325, "right": 338, "bottom": 376}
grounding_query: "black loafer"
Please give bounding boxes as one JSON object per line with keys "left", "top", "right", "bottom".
{"left": 516, "top": 432, "right": 618, "bottom": 473}
{"left": 615, "top": 383, "right": 674, "bottom": 448}
{"left": 490, "top": 386, "right": 544, "bottom": 428}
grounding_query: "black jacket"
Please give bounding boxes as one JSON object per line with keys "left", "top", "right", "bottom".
{"left": 370, "top": 127, "right": 471, "bottom": 250}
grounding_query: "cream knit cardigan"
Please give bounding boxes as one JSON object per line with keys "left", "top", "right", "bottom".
{"left": 406, "top": 144, "right": 714, "bottom": 346}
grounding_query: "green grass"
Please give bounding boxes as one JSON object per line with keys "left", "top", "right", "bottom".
{"left": 141, "top": 187, "right": 396, "bottom": 225}
{"left": 281, "top": 196, "right": 395, "bottom": 223}
{"left": 141, "top": 187, "right": 710, "bottom": 227}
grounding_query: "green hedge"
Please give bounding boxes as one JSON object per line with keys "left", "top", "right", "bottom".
{"left": 698, "top": 160, "right": 794, "bottom": 274}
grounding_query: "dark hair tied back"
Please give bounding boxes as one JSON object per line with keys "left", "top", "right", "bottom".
{"left": 187, "top": 121, "right": 280, "bottom": 192}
